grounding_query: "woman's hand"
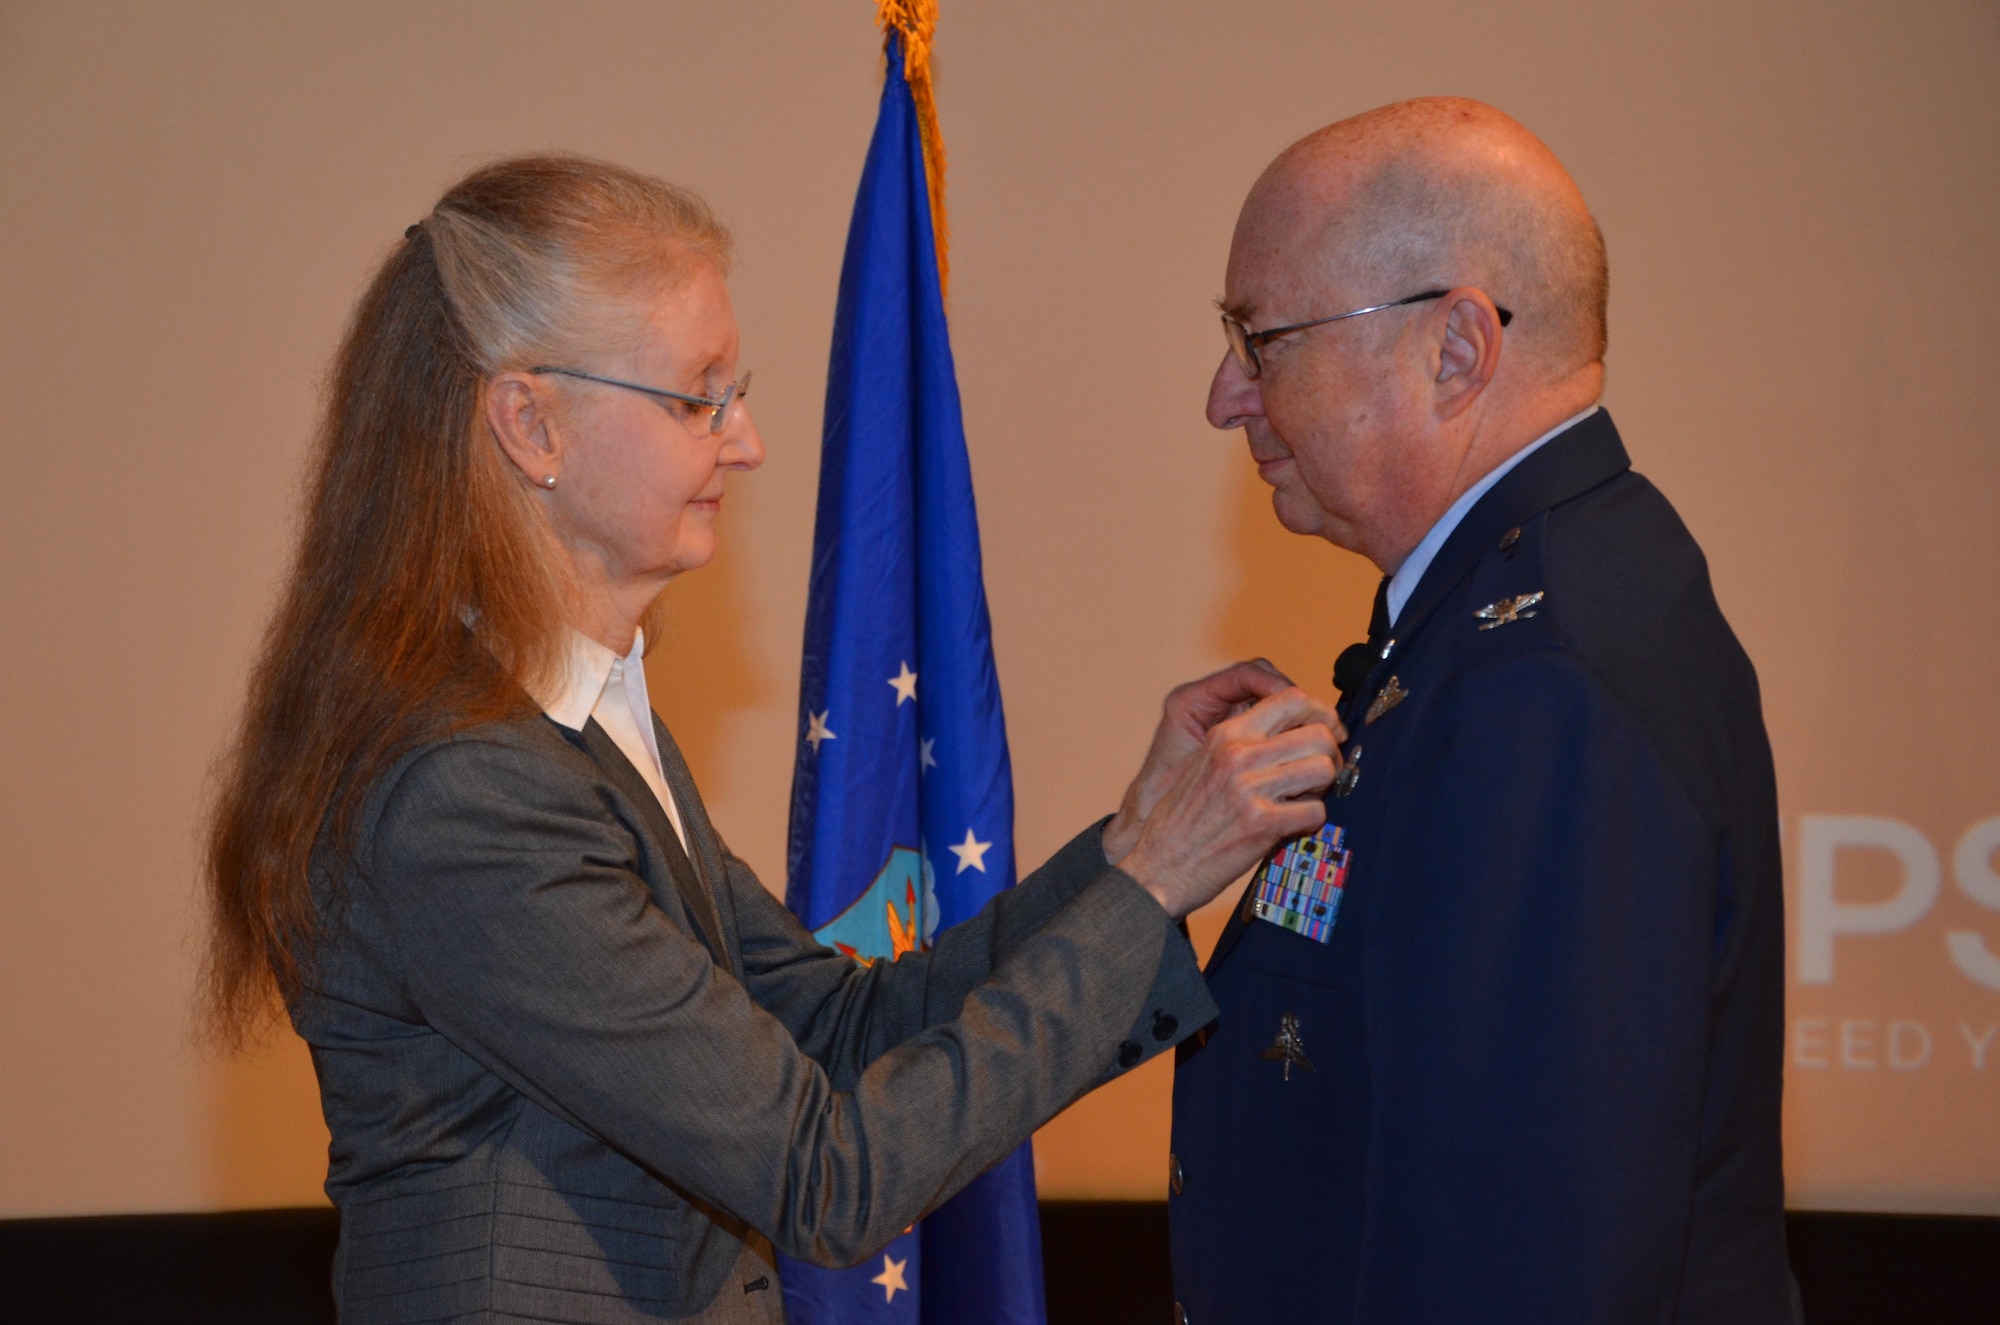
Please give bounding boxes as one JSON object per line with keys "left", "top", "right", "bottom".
{"left": 1112, "top": 681, "right": 1346, "bottom": 920}
{"left": 1102, "top": 661, "right": 1345, "bottom": 863}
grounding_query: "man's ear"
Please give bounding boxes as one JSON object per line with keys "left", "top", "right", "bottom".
{"left": 485, "top": 371, "right": 562, "bottom": 489}
{"left": 1432, "top": 289, "right": 1505, "bottom": 420}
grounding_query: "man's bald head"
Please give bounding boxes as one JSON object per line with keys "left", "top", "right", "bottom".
{"left": 1245, "top": 98, "right": 1606, "bottom": 377}
{"left": 1211, "top": 98, "right": 1610, "bottom": 571}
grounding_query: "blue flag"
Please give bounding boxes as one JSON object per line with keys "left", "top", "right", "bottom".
{"left": 780, "top": 32, "right": 1048, "bottom": 1325}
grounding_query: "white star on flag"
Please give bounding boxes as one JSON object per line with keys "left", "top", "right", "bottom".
{"left": 947, "top": 828, "right": 991, "bottom": 874}
{"left": 871, "top": 1253, "right": 909, "bottom": 1302}
{"left": 805, "top": 710, "right": 836, "bottom": 752}
{"left": 887, "top": 661, "right": 918, "bottom": 706}
{"left": 919, "top": 737, "right": 937, "bottom": 772}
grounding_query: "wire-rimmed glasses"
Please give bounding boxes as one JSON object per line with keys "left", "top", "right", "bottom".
{"left": 528, "top": 365, "right": 752, "bottom": 436}
{"left": 1221, "top": 289, "right": 1514, "bottom": 380}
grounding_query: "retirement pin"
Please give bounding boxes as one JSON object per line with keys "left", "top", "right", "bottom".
{"left": 1333, "top": 744, "right": 1363, "bottom": 798}
{"left": 1249, "top": 822, "right": 1351, "bottom": 944}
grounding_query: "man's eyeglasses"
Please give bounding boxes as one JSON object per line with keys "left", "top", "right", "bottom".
{"left": 1220, "top": 289, "right": 1513, "bottom": 380}
{"left": 528, "top": 365, "right": 752, "bottom": 436}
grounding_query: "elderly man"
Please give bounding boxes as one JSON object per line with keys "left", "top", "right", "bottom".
{"left": 1167, "top": 99, "right": 1795, "bottom": 1322}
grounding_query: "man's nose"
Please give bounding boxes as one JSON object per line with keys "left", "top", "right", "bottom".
{"left": 1206, "top": 351, "right": 1264, "bottom": 431}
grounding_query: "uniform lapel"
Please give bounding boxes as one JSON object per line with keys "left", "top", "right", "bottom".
{"left": 1203, "top": 889, "right": 1258, "bottom": 977}
{"left": 575, "top": 718, "right": 733, "bottom": 971}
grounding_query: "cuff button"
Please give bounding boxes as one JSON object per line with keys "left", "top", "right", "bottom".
{"left": 1152, "top": 1011, "right": 1179, "bottom": 1041}
{"left": 1117, "top": 1040, "right": 1143, "bottom": 1069}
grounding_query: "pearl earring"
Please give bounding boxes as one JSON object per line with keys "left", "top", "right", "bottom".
{"left": 541, "top": 474, "right": 557, "bottom": 489}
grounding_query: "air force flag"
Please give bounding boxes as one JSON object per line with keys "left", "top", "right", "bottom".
{"left": 779, "top": 30, "right": 1047, "bottom": 1325}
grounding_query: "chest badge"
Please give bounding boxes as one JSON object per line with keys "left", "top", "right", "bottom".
{"left": 1364, "top": 676, "right": 1407, "bottom": 725}
{"left": 1261, "top": 1012, "right": 1316, "bottom": 1081}
{"left": 1474, "top": 590, "right": 1545, "bottom": 631}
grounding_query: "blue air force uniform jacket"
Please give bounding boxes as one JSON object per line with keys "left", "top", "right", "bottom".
{"left": 1169, "top": 412, "right": 1794, "bottom": 1323}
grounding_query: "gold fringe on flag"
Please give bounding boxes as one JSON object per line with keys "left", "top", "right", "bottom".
{"left": 877, "top": 0, "right": 948, "bottom": 297}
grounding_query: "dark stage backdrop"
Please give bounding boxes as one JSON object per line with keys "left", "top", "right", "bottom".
{"left": 2, "top": 1206, "right": 1996, "bottom": 1325}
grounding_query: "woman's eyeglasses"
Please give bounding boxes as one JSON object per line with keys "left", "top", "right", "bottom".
{"left": 528, "top": 365, "right": 752, "bottom": 436}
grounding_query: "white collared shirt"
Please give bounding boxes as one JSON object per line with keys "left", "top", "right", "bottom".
{"left": 1385, "top": 406, "right": 1601, "bottom": 627}
{"left": 536, "top": 628, "right": 688, "bottom": 850}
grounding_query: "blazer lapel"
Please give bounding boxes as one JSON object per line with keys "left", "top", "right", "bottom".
{"left": 651, "top": 717, "right": 747, "bottom": 982}
{"left": 574, "top": 719, "right": 732, "bottom": 970}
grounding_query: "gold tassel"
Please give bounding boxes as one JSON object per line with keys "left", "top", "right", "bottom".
{"left": 877, "top": 0, "right": 948, "bottom": 298}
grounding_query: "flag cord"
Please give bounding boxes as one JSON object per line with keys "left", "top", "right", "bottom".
{"left": 877, "top": 0, "right": 948, "bottom": 297}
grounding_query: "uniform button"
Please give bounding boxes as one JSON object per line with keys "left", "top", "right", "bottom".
{"left": 1117, "top": 1040, "right": 1143, "bottom": 1069}
{"left": 1152, "top": 1010, "right": 1179, "bottom": 1041}
{"left": 1499, "top": 526, "right": 1522, "bottom": 551}
{"left": 1168, "top": 1153, "right": 1184, "bottom": 1196}
{"left": 1173, "top": 1303, "right": 1190, "bottom": 1325}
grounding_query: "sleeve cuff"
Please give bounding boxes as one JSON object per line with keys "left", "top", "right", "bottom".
{"left": 1091, "top": 869, "right": 1219, "bottom": 1080}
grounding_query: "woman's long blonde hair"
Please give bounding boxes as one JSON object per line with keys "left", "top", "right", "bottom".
{"left": 202, "top": 154, "right": 730, "bottom": 1044}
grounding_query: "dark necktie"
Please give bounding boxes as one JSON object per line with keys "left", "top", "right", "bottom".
{"left": 1332, "top": 575, "right": 1391, "bottom": 703}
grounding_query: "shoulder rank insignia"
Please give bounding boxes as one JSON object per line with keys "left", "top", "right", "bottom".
{"left": 1261, "top": 1012, "right": 1316, "bottom": 1081}
{"left": 1364, "top": 676, "right": 1406, "bottom": 725}
{"left": 1474, "top": 590, "right": 1545, "bottom": 631}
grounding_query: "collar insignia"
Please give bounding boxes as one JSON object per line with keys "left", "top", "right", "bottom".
{"left": 1474, "top": 591, "right": 1545, "bottom": 631}
{"left": 1364, "top": 676, "right": 1407, "bottom": 726}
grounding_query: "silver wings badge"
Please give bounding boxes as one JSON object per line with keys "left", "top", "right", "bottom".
{"left": 1364, "top": 676, "right": 1407, "bottom": 726}
{"left": 1474, "top": 591, "right": 1545, "bottom": 631}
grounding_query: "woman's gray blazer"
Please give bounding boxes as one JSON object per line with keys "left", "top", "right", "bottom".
{"left": 294, "top": 709, "right": 1215, "bottom": 1323}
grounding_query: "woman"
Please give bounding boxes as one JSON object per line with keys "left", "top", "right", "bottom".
{"left": 204, "top": 154, "right": 1339, "bottom": 1324}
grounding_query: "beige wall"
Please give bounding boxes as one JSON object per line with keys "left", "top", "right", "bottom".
{"left": 2, "top": 1, "right": 1995, "bottom": 1218}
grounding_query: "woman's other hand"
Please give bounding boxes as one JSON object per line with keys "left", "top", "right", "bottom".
{"left": 1112, "top": 682, "right": 1345, "bottom": 920}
